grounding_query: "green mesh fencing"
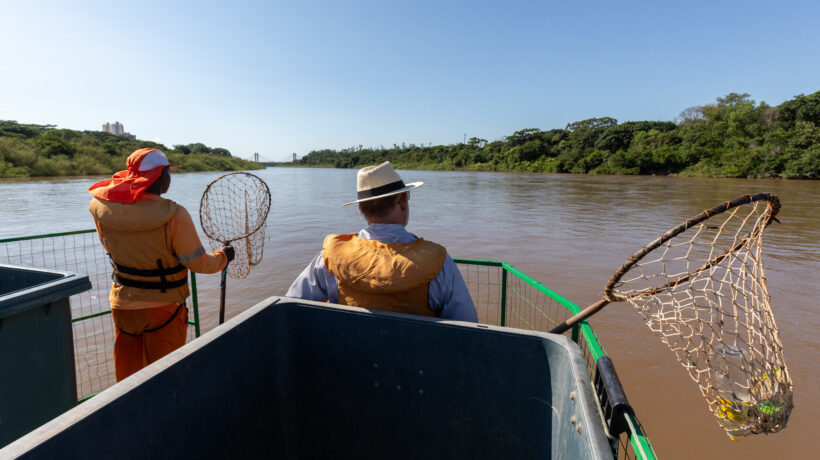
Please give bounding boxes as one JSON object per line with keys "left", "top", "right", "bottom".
{"left": 0, "top": 230, "right": 200, "bottom": 401}
{"left": 456, "top": 259, "right": 657, "bottom": 460}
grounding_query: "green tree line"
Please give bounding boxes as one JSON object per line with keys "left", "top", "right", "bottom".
{"left": 294, "top": 91, "right": 820, "bottom": 179}
{"left": 0, "top": 122, "right": 263, "bottom": 178}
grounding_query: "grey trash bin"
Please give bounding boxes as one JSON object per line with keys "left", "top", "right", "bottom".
{"left": 0, "top": 264, "right": 91, "bottom": 448}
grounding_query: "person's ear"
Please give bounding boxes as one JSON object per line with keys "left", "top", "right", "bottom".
{"left": 161, "top": 167, "right": 171, "bottom": 193}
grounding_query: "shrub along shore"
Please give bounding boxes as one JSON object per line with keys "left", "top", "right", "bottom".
{"left": 292, "top": 91, "right": 820, "bottom": 179}
{"left": 0, "top": 122, "right": 262, "bottom": 178}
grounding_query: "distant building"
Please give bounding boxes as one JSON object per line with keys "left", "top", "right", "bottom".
{"left": 102, "top": 122, "right": 123, "bottom": 135}
{"left": 102, "top": 121, "right": 136, "bottom": 139}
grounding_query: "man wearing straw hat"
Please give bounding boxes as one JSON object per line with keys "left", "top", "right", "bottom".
{"left": 88, "top": 148, "right": 235, "bottom": 381}
{"left": 286, "top": 161, "right": 477, "bottom": 321}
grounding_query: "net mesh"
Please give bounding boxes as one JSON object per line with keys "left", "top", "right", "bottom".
{"left": 608, "top": 196, "right": 792, "bottom": 438}
{"left": 200, "top": 172, "right": 271, "bottom": 279}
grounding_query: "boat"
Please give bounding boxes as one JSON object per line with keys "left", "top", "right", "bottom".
{"left": 0, "top": 230, "right": 657, "bottom": 459}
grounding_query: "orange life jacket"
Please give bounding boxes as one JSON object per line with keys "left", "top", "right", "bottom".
{"left": 323, "top": 233, "right": 447, "bottom": 317}
{"left": 90, "top": 196, "right": 190, "bottom": 304}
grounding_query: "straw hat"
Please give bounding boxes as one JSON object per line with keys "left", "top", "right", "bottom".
{"left": 342, "top": 161, "right": 423, "bottom": 206}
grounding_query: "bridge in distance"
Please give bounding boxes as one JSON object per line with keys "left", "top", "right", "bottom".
{"left": 242, "top": 152, "right": 300, "bottom": 166}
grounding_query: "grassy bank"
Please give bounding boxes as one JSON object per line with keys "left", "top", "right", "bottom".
{"left": 0, "top": 122, "right": 263, "bottom": 178}
{"left": 292, "top": 91, "right": 820, "bottom": 179}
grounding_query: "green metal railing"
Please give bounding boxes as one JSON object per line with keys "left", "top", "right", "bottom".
{"left": 0, "top": 229, "right": 203, "bottom": 332}
{"left": 0, "top": 230, "right": 655, "bottom": 459}
{"left": 454, "top": 258, "right": 657, "bottom": 460}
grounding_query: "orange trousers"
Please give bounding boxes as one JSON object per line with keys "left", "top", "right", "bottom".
{"left": 111, "top": 303, "right": 188, "bottom": 382}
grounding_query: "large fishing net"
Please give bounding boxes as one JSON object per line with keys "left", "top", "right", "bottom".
{"left": 200, "top": 172, "right": 271, "bottom": 279}
{"left": 605, "top": 193, "right": 792, "bottom": 439}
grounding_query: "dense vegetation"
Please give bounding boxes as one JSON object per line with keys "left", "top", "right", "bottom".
{"left": 0, "top": 122, "right": 263, "bottom": 178}
{"left": 295, "top": 92, "right": 820, "bottom": 179}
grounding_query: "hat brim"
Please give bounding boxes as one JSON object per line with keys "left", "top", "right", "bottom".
{"left": 341, "top": 181, "right": 423, "bottom": 207}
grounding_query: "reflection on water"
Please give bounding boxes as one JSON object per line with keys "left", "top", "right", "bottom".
{"left": 2, "top": 169, "right": 819, "bottom": 457}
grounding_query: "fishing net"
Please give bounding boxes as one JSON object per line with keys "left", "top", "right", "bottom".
{"left": 200, "top": 172, "right": 271, "bottom": 279}
{"left": 605, "top": 193, "right": 792, "bottom": 439}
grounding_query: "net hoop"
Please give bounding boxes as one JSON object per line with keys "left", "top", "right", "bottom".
{"left": 199, "top": 172, "right": 271, "bottom": 244}
{"left": 553, "top": 192, "right": 791, "bottom": 438}
{"left": 603, "top": 193, "right": 780, "bottom": 302}
{"left": 199, "top": 172, "right": 271, "bottom": 280}
{"left": 603, "top": 192, "right": 792, "bottom": 438}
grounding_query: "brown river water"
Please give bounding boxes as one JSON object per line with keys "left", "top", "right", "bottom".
{"left": 1, "top": 167, "right": 818, "bottom": 458}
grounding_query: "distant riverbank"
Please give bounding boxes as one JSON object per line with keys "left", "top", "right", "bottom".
{"left": 0, "top": 120, "right": 262, "bottom": 178}
{"left": 0, "top": 154, "right": 264, "bottom": 179}
{"left": 272, "top": 159, "right": 808, "bottom": 179}
{"left": 292, "top": 91, "right": 820, "bottom": 179}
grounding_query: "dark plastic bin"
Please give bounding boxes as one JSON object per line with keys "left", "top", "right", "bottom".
{"left": 0, "top": 264, "right": 91, "bottom": 448}
{"left": 2, "top": 297, "right": 611, "bottom": 459}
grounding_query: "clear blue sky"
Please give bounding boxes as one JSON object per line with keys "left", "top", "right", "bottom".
{"left": 2, "top": 0, "right": 818, "bottom": 161}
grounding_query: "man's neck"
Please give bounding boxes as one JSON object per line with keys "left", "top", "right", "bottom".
{"left": 366, "top": 218, "right": 403, "bottom": 225}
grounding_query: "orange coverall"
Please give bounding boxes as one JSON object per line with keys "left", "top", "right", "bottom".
{"left": 92, "top": 197, "right": 226, "bottom": 381}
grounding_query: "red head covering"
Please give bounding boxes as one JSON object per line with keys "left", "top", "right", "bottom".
{"left": 88, "top": 148, "right": 177, "bottom": 204}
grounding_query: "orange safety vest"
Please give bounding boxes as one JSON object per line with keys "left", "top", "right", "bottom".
{"left": 323, "top": 233, "right": 447, "bottom": 317}
{"left": 90, "top": 196, "right": 190, "bottom": 305}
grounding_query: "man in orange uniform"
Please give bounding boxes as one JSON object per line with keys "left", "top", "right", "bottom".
{"left": 88, "top": 148, "right": 234, "bottom": 381}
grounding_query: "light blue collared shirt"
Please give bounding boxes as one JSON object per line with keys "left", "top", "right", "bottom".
{"left": 286, "top": 224, "right": 478, "bottom": 322}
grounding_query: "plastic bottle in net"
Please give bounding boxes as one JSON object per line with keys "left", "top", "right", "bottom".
{"left": 711, "top": 345, "right": 753, "bottom": 440}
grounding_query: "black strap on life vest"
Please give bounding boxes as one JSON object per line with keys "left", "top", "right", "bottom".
{"left": 110, "top": 258, "right": 185, "bottom": 277}
{"left": 116, "top": 303, "right": 186, "bottom": 337}
{"left": 110, "top": 257, "right": 187, "bottom": 293}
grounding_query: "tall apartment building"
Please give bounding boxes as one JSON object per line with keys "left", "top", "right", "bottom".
{"left": 102, "top": 122, "right": 124, "bottom": 135}
{"left": 102, "top": 122, "right": 136, "bottom": 139}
